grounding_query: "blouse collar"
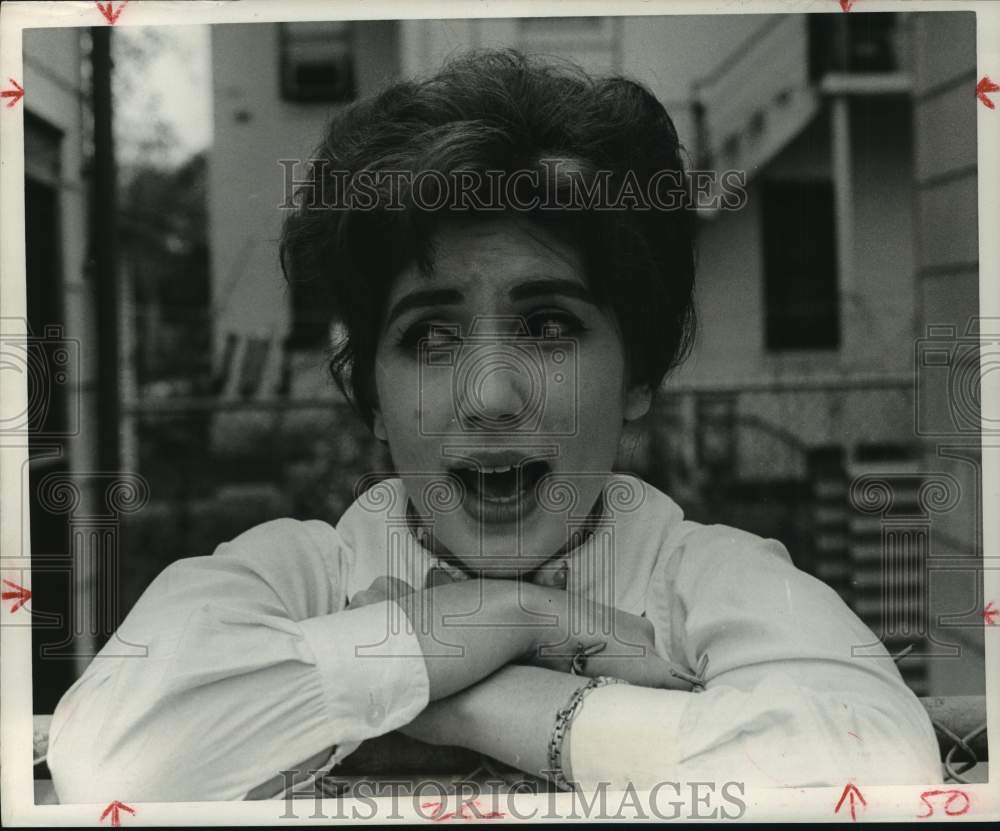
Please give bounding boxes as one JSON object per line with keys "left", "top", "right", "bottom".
{"left": 339, "top": 473, "right": 685, "bottom": 612}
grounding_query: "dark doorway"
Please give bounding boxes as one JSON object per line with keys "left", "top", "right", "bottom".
{"left": 24, "top": 113, "right": 75, "bottom": 715}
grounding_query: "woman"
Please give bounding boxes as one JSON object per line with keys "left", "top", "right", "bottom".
{"left": 47, "top": 50, "right": 941, "bottom": 803}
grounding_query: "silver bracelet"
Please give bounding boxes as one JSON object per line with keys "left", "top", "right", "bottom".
{"left": 546, "top": 675, "right": 629, "bottom": 792}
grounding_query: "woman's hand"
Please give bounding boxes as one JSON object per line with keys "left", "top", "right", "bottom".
{"left": 347, "top": 574, "right": 690, "bottom": 692}
{"left": 519, "top": 585, "right": 692, "bottom": 691}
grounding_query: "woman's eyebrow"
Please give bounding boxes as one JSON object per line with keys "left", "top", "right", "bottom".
{"left": 385, "top": 288, "right": 463, "bottom": 328}
{"left": 508, "top": 278, "right": 595, "bottom": 304}
{"left": 384, "top": 279, "right": 593, "bottom": 329}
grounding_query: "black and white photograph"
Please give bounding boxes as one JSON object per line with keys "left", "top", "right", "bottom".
{"left": 1, "top": 0, "right": 996, "bottom": 824}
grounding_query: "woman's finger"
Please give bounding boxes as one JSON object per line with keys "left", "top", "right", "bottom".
{"left": 648, "top": 657, "right": 701, "bottom": 691}
{"left": 619, "top": 657, "right": 699, "bottom": 691}
{"left": 576, "top": 649, "right": 693, "bottom": 691}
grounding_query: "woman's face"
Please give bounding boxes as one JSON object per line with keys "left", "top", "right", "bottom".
{"left": 372, "top": 216, "right": 651, "bottom": 576}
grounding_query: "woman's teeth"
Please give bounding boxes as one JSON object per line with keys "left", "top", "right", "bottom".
{"left": 450, "top": 461, "right": 551, "bottom": 504}
{"left": 474, "top": 469, "right": 522, "bottom": 499}
{"left": 446, "top": 461, "right": 549, "bottom": 523}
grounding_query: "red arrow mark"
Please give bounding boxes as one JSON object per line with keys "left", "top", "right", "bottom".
{"left": 1, "top": 579, "right": 30, "bottom": 613}
{"left": 96, "top": 0, "right": 129, "bottom": 25}
{"left": 840, "top": 0, "right": 856, "bottom": 11}
{"left": 100, "top": 800, "right": 136, "bottom": 828}
{"left": 977, "top": 76, "right": 1000, "bottom": 110}
{"left": 835, "top": 783, "right": 867, "bottom": 821}
{"left": 2, "top": 79, "right": 24, "bottom": 108}
{"left": 982, "top": 601, "right": 998, "bottom": 625}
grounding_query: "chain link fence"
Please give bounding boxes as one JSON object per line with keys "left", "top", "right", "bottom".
{"left": 921, "top": 696, "right": 989, "bottom": 784}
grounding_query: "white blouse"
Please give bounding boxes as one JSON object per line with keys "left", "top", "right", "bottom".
{"left": 46, "top": 475, "right": 942, "bottom": 802}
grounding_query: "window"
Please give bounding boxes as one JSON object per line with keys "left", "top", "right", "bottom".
{"left": 808, "top": 13, "right": 902, "bottom": 79}
{"left": 280, "top": 22, "right": 355, "bottom": 102}
{"left": 760, "top": 180, "right": 840, "bottom": 351}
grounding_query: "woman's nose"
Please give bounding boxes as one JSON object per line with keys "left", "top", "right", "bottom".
{"left": 455, "top": 344, "right": 535, "bottom": 431}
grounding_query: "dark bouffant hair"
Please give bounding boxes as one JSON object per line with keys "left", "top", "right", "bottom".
{"left": 280, "top": 49, "right": 697, "bottom": 431}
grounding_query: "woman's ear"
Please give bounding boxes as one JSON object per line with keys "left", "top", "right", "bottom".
{"left": 623, "top": 384, "right": 653, "bottom": 423}
{"left": 371, "top": 409, "right": 388, "bottom": 442}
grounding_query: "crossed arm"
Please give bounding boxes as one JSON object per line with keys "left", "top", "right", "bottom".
{"left": 258, "top": 548, "right": 945, "bottom": 797}
{"left": 248, "top": 572, "right": 685, "bottom": 797}
{"left": 47, "top": 518, "right": 942, "bottom": 803}
{"left": 356, "top": 532, "right": 945, "bottom": 791}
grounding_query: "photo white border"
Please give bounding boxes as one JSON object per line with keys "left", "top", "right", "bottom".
{"left": 1, "top": 0, "right": 997, "bottom": 824}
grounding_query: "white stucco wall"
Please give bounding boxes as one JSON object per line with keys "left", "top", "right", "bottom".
{"left": 208, "top": 21, "right": 401, "bottom": 397}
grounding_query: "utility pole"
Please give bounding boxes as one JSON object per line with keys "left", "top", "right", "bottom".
{"left": 91, "top": 27, "right": 120, "bottom": 472}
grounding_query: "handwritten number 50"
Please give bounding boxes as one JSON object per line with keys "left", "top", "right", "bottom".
{"left": 917, "top": 789, "right": 970, "bottom": 818}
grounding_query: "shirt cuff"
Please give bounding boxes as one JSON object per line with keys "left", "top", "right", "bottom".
{"left": 568, "top": 685, "right": 690, "bottom": 790}
{"left": 298, "top": 600, "right": 430, "bottom": 742}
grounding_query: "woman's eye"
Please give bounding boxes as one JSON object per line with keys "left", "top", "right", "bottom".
{"left": 398, "top": 313, "right": 584, "bottom": 349}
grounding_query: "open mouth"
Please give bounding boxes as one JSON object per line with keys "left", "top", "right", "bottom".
{"left": 450, "top": 459, "right": 551, "bottom": 504}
